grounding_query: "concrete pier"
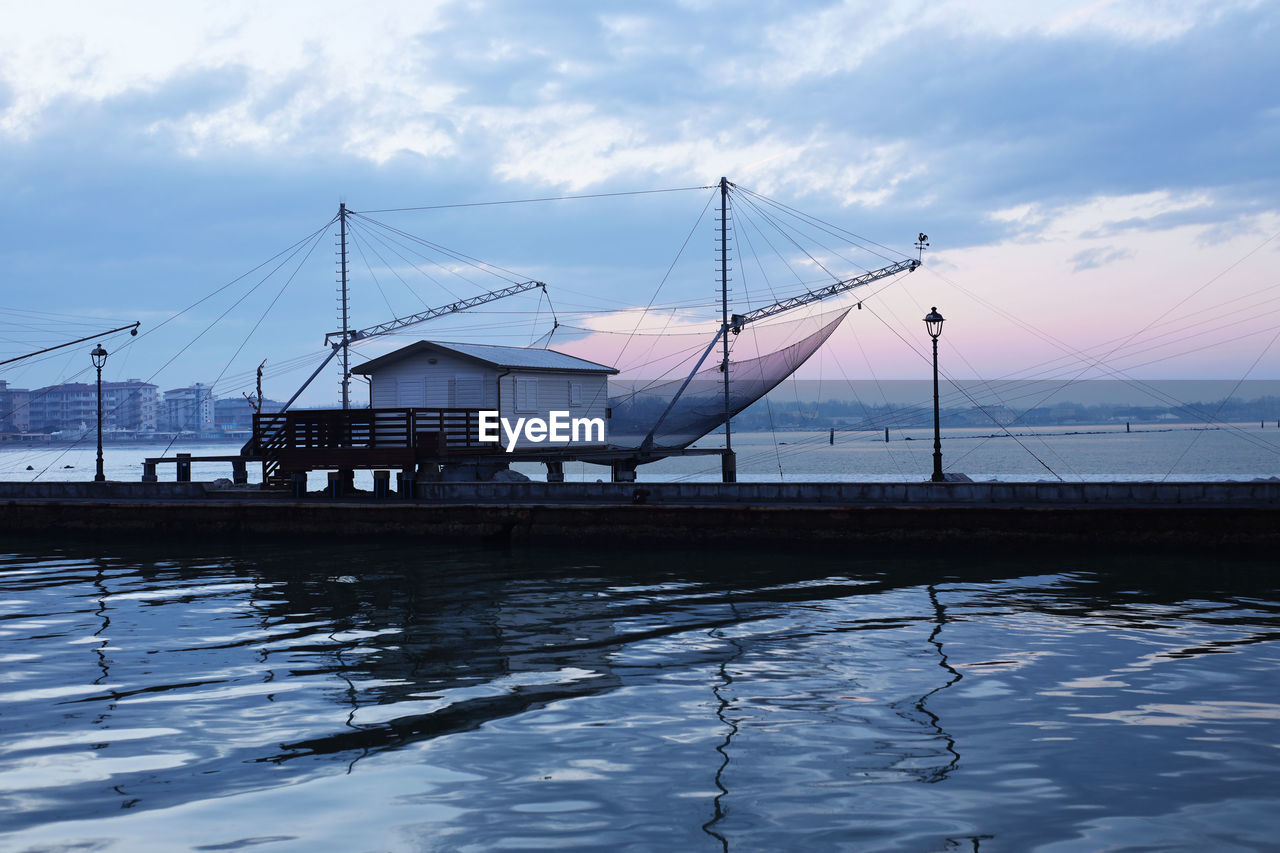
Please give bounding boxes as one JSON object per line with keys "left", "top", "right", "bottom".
{"left": 1, "top": 479, "right": 1277, "bottom": 549}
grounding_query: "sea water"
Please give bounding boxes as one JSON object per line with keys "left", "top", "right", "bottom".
{"left": 0, "top": 540, "right": 1276, "bottom": 850}
{"left": 3, "top": 423, "right": 1279, "bottom": 487}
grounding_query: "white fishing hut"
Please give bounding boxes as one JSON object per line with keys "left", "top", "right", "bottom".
{"left": 351, "top": 340, "right": 618, "bottom": 451}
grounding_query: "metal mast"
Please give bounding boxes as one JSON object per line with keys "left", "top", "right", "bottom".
{"left": 337, "top": 202, "right": 351, "bottom": 410}
{"left": 719, "top": 177, "right": 733, "bottom": 463}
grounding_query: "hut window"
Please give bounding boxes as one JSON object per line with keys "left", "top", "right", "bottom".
{"left": 515, "top": 376, "right": 538, "bottom": 412}
{"left": 568, "top": 380, "right": 582, "bottom": 406}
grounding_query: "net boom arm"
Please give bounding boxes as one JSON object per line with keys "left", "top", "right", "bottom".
{"left": 276, "top": 280, "right": 545, "bottom": 417}
{"left": 729, "top": 259, "right": 917, "bottom": 333}
{"left": 326, "top": 280, "right": 546, "bottom": 344}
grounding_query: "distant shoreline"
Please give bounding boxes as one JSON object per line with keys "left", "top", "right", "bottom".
{"left": 0, "top": 436, "right": 249, "bottom": 448}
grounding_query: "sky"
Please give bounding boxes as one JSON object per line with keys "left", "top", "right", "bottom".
{"left": 1, "top": 0, "right": 1277, "bottom": 408}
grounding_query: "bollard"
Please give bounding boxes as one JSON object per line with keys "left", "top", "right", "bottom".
{"left": 373, "top": 469, "right": 390, "bottom": 500}
{"left": 141, "top": 461, "right": 158, "bottom": 483}
{"left": 176, "top": 453, "right": 191, "bottom": 482}
{"left": 721, "top": 450, "right": 737, "bottom": 484}
{"left": 291, "top": 471, "right": 307, "bottom": 498}
{"left": 397, "top": 471, "right": 414, "bottom": 500}
{"left": 327, "top": 471, "right": 342, "bottom": 499}
{"left": 231, "top": 459, "right": 248, "bottom": 485}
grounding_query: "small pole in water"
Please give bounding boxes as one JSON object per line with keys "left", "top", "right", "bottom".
{"left": 1126, "top": 422, "right": 1130, "bottom": 433}
{"left": 884, "top": 426, "right": 889, "bottom": 443}
{"left": 829, "top": 427, "right": 834, "bottom": 445}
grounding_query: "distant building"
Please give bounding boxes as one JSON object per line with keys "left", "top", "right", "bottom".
{"left": 27, "top": 380, "right": 158, "bottom": 432}
{"left": 214, "top": 396, "right": 283, "bottom": 432}
{"left": 1048, "top": 403, "right": 1087, "bottom": 424}
{"left": 955, "top": 405, "right": 1017, "bottom": 427}
{"left": 162, "top": 383, "right": 214, "bottom": 433}
{"left": 0, "top": 380, "right": 31, "bottom": 432}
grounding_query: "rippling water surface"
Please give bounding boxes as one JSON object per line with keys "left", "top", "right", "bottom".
{"left": 4, "top": 423, "right": 1279, "bottom": 484}
{"left": 1, "top": 539, "right": 1277, "bottom": 851}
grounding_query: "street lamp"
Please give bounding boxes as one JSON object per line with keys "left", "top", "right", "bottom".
{"left": 91, "top": 343, "right": 108, "bottom": 482}
{"left": 924, "top": 307, "right": 945, "bottom": 483}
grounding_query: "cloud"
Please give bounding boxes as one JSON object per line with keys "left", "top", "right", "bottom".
{"left": 1068, "top": 245, "right": 1133, "bottom": 272}
{"left": 1, "top": 0, "right": 1275, "bottom": 242}
{"left": 741, "top": 0, "right": 1256, "bottom": 87}
{"left": 1, "top": 0, "right": 1278, "bottom": 396}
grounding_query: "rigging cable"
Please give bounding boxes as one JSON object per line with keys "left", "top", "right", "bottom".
{"left": 858, "top": 300, "right": 1063, "bottom": 479}
{"left": 941, "top": 332, "right": 1083, "bottom": 480}
{"left": 916, "top": 272, "right": 1280, "bottom": 458}
{"left": 733, "top": 184, "right": 910, "bottom": 267}
{"left": 529, "top": 287, "right": 546, "bottom": 347}
{"left": 351, "top": 212, "right": 533, "bottom": 286}
{"left": 730, "top": 190, "right": 846, "bottom": 283}
{"left": 530, "top": 287, "right": 562, "bottom": 349}
{"left": 9, "top": 219, "right": 337, "bottom": 437}
{"left": 346, "top": 217, "right": 476, "bottom": 301}
{"left": 345, "top": 219, "right": 402, "bottom": 317}
{"left": 1161, "top": 321, "right": 1280, "bottom": 481}
{"left": 832, "top": 321, "right": 910, "bottom": 479}
{"left": 733, "top": 187, "right": 891, "bottom": 281}
{"left": 345, "top": 216, "right": 451, "bottom": 310}
{"left": 157, "top": 223, "right": 332, "bottom": 460}
{"left": 32, "top": 219, "right": 336, "bottom": 479}
{"left": 359, "top": 185, "right": 713, "bottom": 214}
{"left": 915, "top": 219, "right": 1280, "bottom": 447}
{"left": 607, "top": 188, "right": 718, "bottom": 399}
{"left": 732, "top": 208, "right": 785, "bottom": 480}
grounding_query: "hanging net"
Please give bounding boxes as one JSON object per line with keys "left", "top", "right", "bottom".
{"left": 607, "top": 309, "right": 850, "bottom": 450}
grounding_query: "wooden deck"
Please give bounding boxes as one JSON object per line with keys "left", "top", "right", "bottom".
{"left": 251, "top": 408, "right": 492, "bottom": 488}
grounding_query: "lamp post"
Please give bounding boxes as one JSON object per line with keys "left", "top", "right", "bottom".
{"left": 91, "top": 343, "right": 108, "bottom": 482}
{"left": 924, "top": 307, "right": 945, "bottom": 483}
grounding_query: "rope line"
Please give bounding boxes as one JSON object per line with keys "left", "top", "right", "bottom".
{"left": 358, "top": 185, "right": 713, "bottom": 213}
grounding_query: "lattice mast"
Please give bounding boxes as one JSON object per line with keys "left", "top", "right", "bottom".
{"left": 337, "top": 202, "right": 351, "bottom": 410}
{"left": 718, "top": 177, "right": 733, "bottom": 455}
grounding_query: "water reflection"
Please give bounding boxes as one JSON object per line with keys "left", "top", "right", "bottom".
{"left": 701, "top": 604, "right": 745, "bottom": 851}
{"left": 911, "top": 584, "right": 963, "bottom": 782}
{"left": 0, "top": 538, "right": 1276, "bottom": 851}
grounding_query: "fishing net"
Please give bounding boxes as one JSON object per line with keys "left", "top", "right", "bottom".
{"left": 608, "top": 309, "right": 849, "bottom": 450}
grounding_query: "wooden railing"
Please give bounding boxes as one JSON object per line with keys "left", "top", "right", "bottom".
{"left": 252, "top": 408, "right": 489, "bottom": 488}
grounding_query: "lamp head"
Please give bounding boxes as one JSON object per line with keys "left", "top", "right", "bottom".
{"left": 90, "top": 343, "right": 109, "bottom": 369}
{"left": 923, "top": 307, "right": 944, "bottom": 339}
